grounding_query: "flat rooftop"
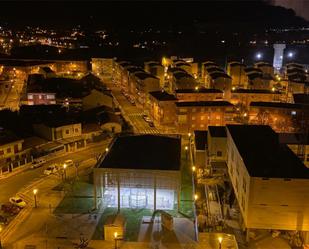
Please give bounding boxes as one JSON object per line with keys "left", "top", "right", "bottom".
{"left": 208, "top": 126, "right": 227, "bottom": 138}
{"left": 98, "top": 134, "right": 181, "bottom": 171}
{"left": 227, "top": 125, "right": 309, "bottom": 179}
{"left": 0, "top": 129, "right": 22, "bottom": 146}
{"left": 149, "top": 91, "right": 178, "bottom": 101}
{"left": 176, "top": 101, "right": 233, "bottom": 107}
{"left": 250, "top": 102, "right": 302, "bottom": 109}
{"left": 194, "top": 130, "right": 207, "bottom": 150}
{"left": 176, "top": 88, "right": 222, "bottom": 94}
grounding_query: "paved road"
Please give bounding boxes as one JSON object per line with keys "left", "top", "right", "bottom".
{"left": 106, "top": 82, "right": 160, "bottom": 134}
{"left": 0, "top": 140, "right": 110, "bottom": 205}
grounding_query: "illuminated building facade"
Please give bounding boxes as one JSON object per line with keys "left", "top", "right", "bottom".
{"left": 93, "top": 134, "right": 181, "bottom": 210}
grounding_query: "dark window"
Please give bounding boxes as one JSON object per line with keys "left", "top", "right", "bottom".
{"left": 0, "top": 150, "right": 3, "bottom": 155}
{"left": 7, "top": 148, "right": 11, "bottom": 153}
{"left": 66, "top": 130, "right": 69, "bottom": 134}
{"left": 217, "top": 151, "right": 222, "bottom": 157}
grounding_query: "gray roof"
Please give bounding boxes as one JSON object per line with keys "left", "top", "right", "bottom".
{"left": 227, "top": 125, "right": 309, "bottom": 179}
{"left": 98, "top": 134, "right": 181, "bottom": 171}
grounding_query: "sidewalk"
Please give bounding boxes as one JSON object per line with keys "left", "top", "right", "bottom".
{"left": 0, "top": 139, "right": 110, "bottom": 181}
{"left": 1, "top": 158, "right": 98, "bottom": 248}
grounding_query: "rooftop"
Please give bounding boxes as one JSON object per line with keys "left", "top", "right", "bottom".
{"left": 176, "top": 101, "right": 233, "bottom": 107}
{"left": 98, "top": 134, "right": 181, "bottom": 171}
{"left": 293, "top": 94, "right": 309, "bottom": 104}
{"left": 0, "top": 129, "right": 22, "bottom": 146}
{"left": 227, "top": 125, "right": 309, "bottom": 179}
{"left": 149, "top": 91, "right": 178, "bottom": 101}
{"left": 232, "top": 89, "right": 280, "bottom": 94}
{"left": 176, "top": 88, "right": 223, "bottom": 94}
{"left": 208, "top": 126, "right": 227, "bottom": 138}
{"left": 209, "top": 72, "right": 231, "bottom": 79}
{"left": 250, "top": 101, "right": 302, "bottom": 109}
{"left": 194, "top": 130, "right": 208, "bottom": 150}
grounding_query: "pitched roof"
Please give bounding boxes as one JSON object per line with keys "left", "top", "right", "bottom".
{"left": 227, "top": 125, "right": 309, "bottom": 179}
{"left": 98, "top": 134, "right": 181, "bottom": 171}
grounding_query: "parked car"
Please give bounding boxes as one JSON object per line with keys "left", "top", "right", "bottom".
{"left": 0, "top": 215, "right": 8, "bottom": 225}
{"left": 30, "top": 158, "right": 46, "bottom": 169}
{"left": 9, "top": 197, "right": 26, "bottom": 208}
{"left": 64, "top": 159, "right": 74, "bottom": 167}
{"left": 1, "top": 203, "right": 20, "bottom": 215}
{"left": 143, "top": 116, "right": 152, "bottom": 122}
{"left": 44, "top": 164, "right": 59, "bottom": 175}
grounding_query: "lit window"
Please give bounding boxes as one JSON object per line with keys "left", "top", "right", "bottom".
{"left": 192, "top": 116, "right": 196, "bottom": 120}
{"left": 28, "top": 94, "right": 33, "bottom": 100}
{"left": 201, "top": 116, "right": 204, "bottom": 120}
{"left": 291, "top": 111, "right": 296, "bottom": 115}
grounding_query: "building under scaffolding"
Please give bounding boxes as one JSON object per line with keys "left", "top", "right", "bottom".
{"left": 93, "top": 134, "right": 181, "bottom": 211}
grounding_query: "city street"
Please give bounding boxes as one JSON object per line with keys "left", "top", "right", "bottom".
{"left": 0, "top": 139, "right": 110, "bottom": 205}
{"left": 105, "top": 80, "right": 160, "bottom": 134}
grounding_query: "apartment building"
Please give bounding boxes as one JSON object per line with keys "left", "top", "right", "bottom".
{"left": 226, "top": 125, "right": 309, "bottom": 242}
{"left": 249, "top": 102, "right": 302, "bottom": 132}
{"left": 175, "top": 101, "right": 234, "bottom": 133}
{"left": 175, "top": 88, "right": 223, "bottom": 102}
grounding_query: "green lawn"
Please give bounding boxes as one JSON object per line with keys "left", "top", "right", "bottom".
{"left": 53, "top": 178, "right": 94, "bottom": 214}
{"left": 179, "top": 141, "right": 195, "bottom": 218}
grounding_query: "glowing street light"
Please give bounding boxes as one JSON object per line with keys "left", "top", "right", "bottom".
{"left": 232, "top": 86, "right": 236, "bottom": 91}
{"left": 192, "top": 166, "right": 196, "bottom": 172}
{"left": 63, "top": 163, "right": 67, "bottom": 180}
{"left": 287, "top": 52, "right": 294, "bottom": 58}
{"left": 0, "top": 224, "right": 2, "bottom": 249}
{"left": 256, "top": 53, "right": 262, "bottom": 60}
{"left": 114, "top": 232, "right": 118, "bottom": 249}
{"left": 218, "top": 236, "right": 223, "bottom": 249}
{"left": 105, "top": 148, "right": 109, "bottom": 153}
{"left": 195, "top": 86, "right": 199, "bottom": 91}
{"left": 33, "top": 189, "right": 38, "bottom": 208}
{"left": 271, "top": 87, "right": 276, "bottom": 92}
{"left": 194, "top": 194, "right": 198, "bottom": 201}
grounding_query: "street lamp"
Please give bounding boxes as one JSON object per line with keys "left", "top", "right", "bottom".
{"left": 218, "top": 236, "right": 223, "bottom": 249}
{"left": 192, "top": 166, "right": 196, "bottom": 172}
{"left": 185, "top": 146, "right": 189, "bottom": 160}
{"left": 63, "top": 163, "right": 67, "bottom": 180}
{"left": 105, "top": 148, "right": 109, "bottom": 153}
{"left": 194, "top": 194, "right": 198, "bottom": 201}
{"left": 287, "top": 52, "right": 294, "bottom": 58}
{"left": 114, "top": 232, "right": 118, "bottom": 249}
{"left": 33, "top": 189, "right": 38, "bottom": 208}
{"left": 0, "top": 224, "right": 2, "bottom": 249}
{"left": 255, "top": 53, "right": 262, "bottom": 60}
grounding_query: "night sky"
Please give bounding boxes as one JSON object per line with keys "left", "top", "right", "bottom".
{"left": 0, "top": 1, "right": 307, "bottom": 29}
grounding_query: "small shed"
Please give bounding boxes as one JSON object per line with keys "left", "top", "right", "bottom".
{"left": 104, "top": 213, "right": 126, "bottom": 241}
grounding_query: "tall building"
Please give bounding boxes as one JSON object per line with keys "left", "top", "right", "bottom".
{"left": 273, "top": 44, "right": 286, "bottom": 73}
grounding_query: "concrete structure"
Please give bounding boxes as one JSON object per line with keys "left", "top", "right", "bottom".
{"left": 82, "top": 89, "right": 113, "bottom": 110}
{"left": 273, "top": 44, "right": 286, "bottom": 72}
{"left": 0, "top": 129, "right": 32, "bottom": 177}
{"left": 93, "top": 134, "right": 181, "bottom": 210}
{"left": 175, "top": 88, "right": 223, "bottom": 102}
{"left": 230, "top": 89, "right": 281, "bottom": 109}
{"left": 25, "top": 92, "right": 56, "bottom": 105}
{"left": 207, "top": 126, "right": 227, "bottom": 162}
{"left": 226, "top": 125, "right": 309, "bottom": 242}
{"left": 148, "top": 91, "right": 178, "bottom": 126}
{"left": 33, "top": 121, "right": 86, "bottom": 152}
{"left": 227, "top": 62, "right": 247, "bottom": 88}
{"left": 175, "top": 101, "right": 234, "bottom": 133}
{"left": 249, "top": 102, "right": 303, "bottom": 132}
